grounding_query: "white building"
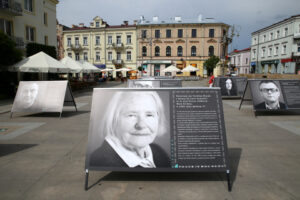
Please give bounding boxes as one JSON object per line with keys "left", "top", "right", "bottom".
{"left": 229, "top": 48, "right": 250, "bottom": 74}
{"left": 251, "top": 14, "right": 300, "bottom": 74}
{"left": 0, "top": 0, "right": 59, "bottom": 50}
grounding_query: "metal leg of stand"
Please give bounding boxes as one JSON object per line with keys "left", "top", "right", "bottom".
{"left": 10, "top": 112, "right": 13, "bottom": 119}
{"left": 59, "top": 112, "right": 62, "bottom": 119}
{"left": 85, "top": 169, "right": 89, "bottom": 191}
{"left": 226, "top": 170, "right": 231, "bottom": 192}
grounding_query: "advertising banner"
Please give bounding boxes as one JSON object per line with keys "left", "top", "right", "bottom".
{"left": 247, "top": 79, "right": 300, "bottom": 111}
{"left": 85, "top": 88, "right": 229, "bottom": 172}
{"left": 11, "top": 81, "right": 76, "bottom": 115}
{"left": 214, "top": 77, "right": 247, "bottom": 97}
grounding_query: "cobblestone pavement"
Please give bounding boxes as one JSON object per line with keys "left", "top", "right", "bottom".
{"left": 0, "top": 79, "right": 300, "bottom": 200}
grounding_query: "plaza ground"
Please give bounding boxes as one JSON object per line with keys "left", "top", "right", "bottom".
{"left": 0, "top": 79, "right": 300, "bottom": 200}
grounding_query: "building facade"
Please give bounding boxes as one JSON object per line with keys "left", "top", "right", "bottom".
{"left": 63, "top": 16, "right": 137, "bottom": 77}
{"left": 136, "top": 15, "right": 230, "bottom": 77}
{"left": 229, "top": 48, "right": 250, "bottom": 75}
{"left": 251, "top": 14, "right": 300, "bottom": 74}
{"left": 0, "top": 0, "right": 59, "bottom": 50}
{"left": 56, "top": 20, "right": 69, "bottom": 60}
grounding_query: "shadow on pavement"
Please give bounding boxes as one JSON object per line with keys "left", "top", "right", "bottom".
{"left": 88, "top": 148, "right": 242, "bottom": 190}
{"left": 19, "top": 110, "right": 90, "bottom": 118}
{"left": 0, "top": 144, "right": 38, "bottom": 157}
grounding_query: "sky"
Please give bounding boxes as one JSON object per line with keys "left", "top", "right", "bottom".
{"left": 57, "top": 0, "right": 300, "bottom": 52}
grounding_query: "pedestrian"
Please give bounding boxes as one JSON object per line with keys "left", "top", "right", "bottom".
{"left": 209, "top": 74, "right": 215, "bottom": 88}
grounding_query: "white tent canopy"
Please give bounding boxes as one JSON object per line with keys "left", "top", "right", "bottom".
{"left": 162, "top": 65, "right": 181, "bottom": 72}
{"left": 9, "top": 51, "right": 70, "bottom": 73}
{"left": 181, "top": 65, "right": 199, "bottom": 72}
{"left": 60, "top": 57, "right": 83, "bottom": 73}
{"left": 101, "top": 68, "right": 114, "bottom": 72}
{"left": 79, "top": 61, "right": 101, "bottom": 73}
{"left": 115, "top": 68, "right": 132, "bottom": 72}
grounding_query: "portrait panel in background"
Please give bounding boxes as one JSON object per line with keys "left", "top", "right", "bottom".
{"left": 87, "top": 90, "right": 170, "bottom": 169}
{"left": 250, "top": 80, "right": 286, "bottom": 110}
{"left": 128, "top": 80, "right": 160, "bottom": 88}
{"left": 220, "top": 78, "right": 237, "bottom": 96}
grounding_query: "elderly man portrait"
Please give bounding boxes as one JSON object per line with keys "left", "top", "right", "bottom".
{"left": 89, "top": 91, "right": 170, "bottom": 168}
{"left": 254, "top": 80, "right": 286, "bottom": 110}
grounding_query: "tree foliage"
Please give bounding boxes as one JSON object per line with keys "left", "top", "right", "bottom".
{"left": 0, "top": 31, "right": 23, "bottom": 68}
{"left": 204, "top": 55, "right": 220, "bottom": 76}
{"left": 26, "top": 43, "right": 57, "bottom": 59}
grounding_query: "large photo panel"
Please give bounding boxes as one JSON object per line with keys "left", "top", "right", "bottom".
{"left": 86, "top": 88, "right": 229, "bottom": 172}
{"left": 249, "top": 80, "right": 287, "bottom": 111}
{"left": 11, "top": 81, "right": 68, "bottom": 113}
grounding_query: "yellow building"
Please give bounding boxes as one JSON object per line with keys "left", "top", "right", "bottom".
{"left": 137, "top": 15, "right": 230, "bottom": 77}
{"left": 0, "top": 0, "right": 59, "bottom": 49}
{"left": 63, "top": 16, "right": 137, "bottom": 77}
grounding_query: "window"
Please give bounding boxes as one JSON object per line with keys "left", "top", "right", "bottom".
{"left": 166, "top": 29, "right": 171, "bottom": 38}
{"left": 252, "top": 49, "right": 256, "bottom": 59}
{"left": 261, "top": 48, "right": 265, "bottom": 57}
{"left": 155, "top": 30, "right": 160, "bottom": 38}
{"left": 67, "top": 38, "right": 71, "bottom": 47}
{"left": 116, "top": 36, "right": 121, "bottom": 44}
{"left": 84, "top": 52, "right": 88, "bottom": 61}
{"left": 263, "top": 35, "right": 266, "bottom": 42}
{"left": 155, "top": 46, "right": 160, "bottom": 56}
{"left": 192, "top": 29, "right": 197, "bottom": 38}
{"left": 177, "top": 46, "right": 183, "bottom": 56}
{"left": 75, "top": 53, "right": 79, "bottom": 61}
{"left": 276, "top": 30, "right": 280, "bottom": 38}
{"left": 108, "top": 36, "right": 112, "bottom": 44}
{"left": 274, "top": 46, "right": 279, "bottom": 55}
{"left": 44, "top": 13, "right": 48, "bottom": 26}
{"left": 117, "top": 52, "right": 121, "bottom": 60}
{"left": 209, "top": 46, "right": 214, "bottom": 56}
{"left": 96, "top": 52, "right": 100, "bottom": 61}
{"left": 95, "top": 36, "right": 100, "bottom": 45}
{"left": 253, "top": 38, "right": 257, "bottom": 45}
{"left": 282, "top": 45, "right": 286, "bottom": 54}
{"left": 25, "top": 26, "right": 35, "bottom": 42}
{"left": 108, "top": 52, "right": 112, "bottom": 61}
{"left": 268, "top": 47, "right": 272, "bottom": 56}
{"left": 142, "top": 30, "right": 147, "bottom": 38}
{"left": 166, "top": 46, "right": 171, "bottom": 56}
{"left": 178, "top": 29, "right": 183, "bottom": 38}
{"left": 68, "top": 53, "right": 72, "bottom": 58}
{"left": 209, "top": 29, "right": 214, "bottom": 38}
{"left": 127, "top": 51, "right": 131, "bottom": 60}
{"left": 191, "top": 46, "right": 196, "bottom": 56}
{"left": 83, "top": 37, "right": 88, "bottom": 46}
{"left": 44, "top": 35, "right": 48, "bottom": 45}
{"left": 24, "top": 0, "right": 33, "bottom": 12}
{"left": 246, "top": 58, "right": 248, "bottom": 64}
{"left": 269, "top": 32, "right": 273, "bottom": 40}
{"left": 75, "top": 37, "right": 79, "bottom": 46}
{"left": 126, "top": 35, "right": 131, "bottom": 44}
{"left": 96, "top": 22, "right": 99, "bottom": 27}
{"left": 298, "top": 44, "right": 300, "bottom": 52}
{"left": 0, "top": 19, "right": 13, "bottom": 36}
{"left": 142, "top": 46, "right": 147, "bottom": 56}
{"left": 284, "top": 28, "right": 288, "bottom": 36}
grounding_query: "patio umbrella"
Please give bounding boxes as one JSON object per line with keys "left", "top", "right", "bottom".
{"left": 101, "top": 68, "right": 114, "bottom": 72}
{"left": 79, "top": 61, "right": 101, "bottom": 73}
{"left": 60, "top": 57, "right": 83, "bottom": 73}
{"left": 181, "top": 65, "right": 199, "bottom": 72}
{"left": 162, "top": 65, "right": 181, "bottom": 72}
{"left": 9, "top": 51, "right": 70, "bottom": 73}
{"left": 115, "top": 68, "right": 132, "bottom": 72}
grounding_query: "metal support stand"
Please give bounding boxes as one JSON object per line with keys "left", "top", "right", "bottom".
{"left": 85, "top": 169, "right": 89, "bottom": 191}
{"left": 59, "top": 112, "right": 62, "bottom": 119}
{"left": 239, "top": 81, "right": 248, "bottom": 110}
{"left": 226, "top": 170, "right": 231, "bottom": 192}
{"left": 10, "top": 112, "right": 13, "bottom": 119}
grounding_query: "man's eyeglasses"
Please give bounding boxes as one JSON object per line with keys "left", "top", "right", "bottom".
{"left": 260, "top": 88, "right": 279, "bottom": 93}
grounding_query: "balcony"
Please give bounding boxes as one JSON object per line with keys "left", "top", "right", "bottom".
{"left": 71, "top": 44, "right": 83, "bottom": 52}
{"left": 112, "top": 59, "right": 123, "bottom": 66}
{"left": 294, "top": 32, "right": 300, "bottom": 39}
{"left": 0, "top": 0, "right": 22, "bottom": 16}
{"left": 112, "top": 43, "right": 124, "bottom": 50}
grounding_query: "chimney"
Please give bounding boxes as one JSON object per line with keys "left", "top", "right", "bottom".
{"left": 123, "top": 20, "right": 128, "bottom": 26}
{"left": 140, "top": 15, "right": 145, "bottom": 24}
{"left": 198, "top": 14, "right": 202, "bottom": 22}
{"left": 79, "top": 23, "right": 84, "bottom": 27}
{"left": 153, "top": 16, "right": 159, "bottom": 22}
{"left": 133, "top": 20, "right": 138, "bottom": 25}
{"left": 175, "top": 16, "right": 182, "bottom": 22}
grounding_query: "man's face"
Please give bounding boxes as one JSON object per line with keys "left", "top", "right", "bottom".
{"left": 21, "top": 83, "right": 39, "bottom": 108}
{"left": 260, "top": 82, "right": 280, "bottom": 104}
{"left": 226, "top": 79, "right": 232, "bottom": 90}
{"left": 114, "top": 94, "right": 159, "bottom": 150}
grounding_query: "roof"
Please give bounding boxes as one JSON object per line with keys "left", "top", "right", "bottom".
{"left": 137, "top": 17, "right": 229, "bottom": 26}
{"left": 229, "top": 47, "right": 251, "bottom": 55}
{"left": 252, "top": 14, "right": 300, "bottom": 35}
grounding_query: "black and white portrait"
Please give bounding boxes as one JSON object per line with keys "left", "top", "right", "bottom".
{"left": 128, "top": 80, "right": 160, "bottom": 88}
{"left": 220, "top": 78, "right": 237, "bottom": 96}
{"left": 251, "top": 80, "right": 286, "bottom": 110}
{"left": 87, "top": 90, "right": 171, "bottom": 169}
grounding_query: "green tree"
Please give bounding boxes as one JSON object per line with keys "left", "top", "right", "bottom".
{"left": 203, "top": 55, "right": 220, "bottom": 76}
{"left": 0, "top": 31, "right": 22, "bottom": 69}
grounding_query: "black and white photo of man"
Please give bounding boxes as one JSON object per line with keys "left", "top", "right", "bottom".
{"left": 254, "top": 80, "right": 287, "bottom": 110}
{"left": 129, "top": 80, "right": 160, "bottom": 88}
{"left": 20, "top": 82, "right": 39, "bottom": 109}
{"left": 89, "top": 91, "right": 170, "bottom": 168}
